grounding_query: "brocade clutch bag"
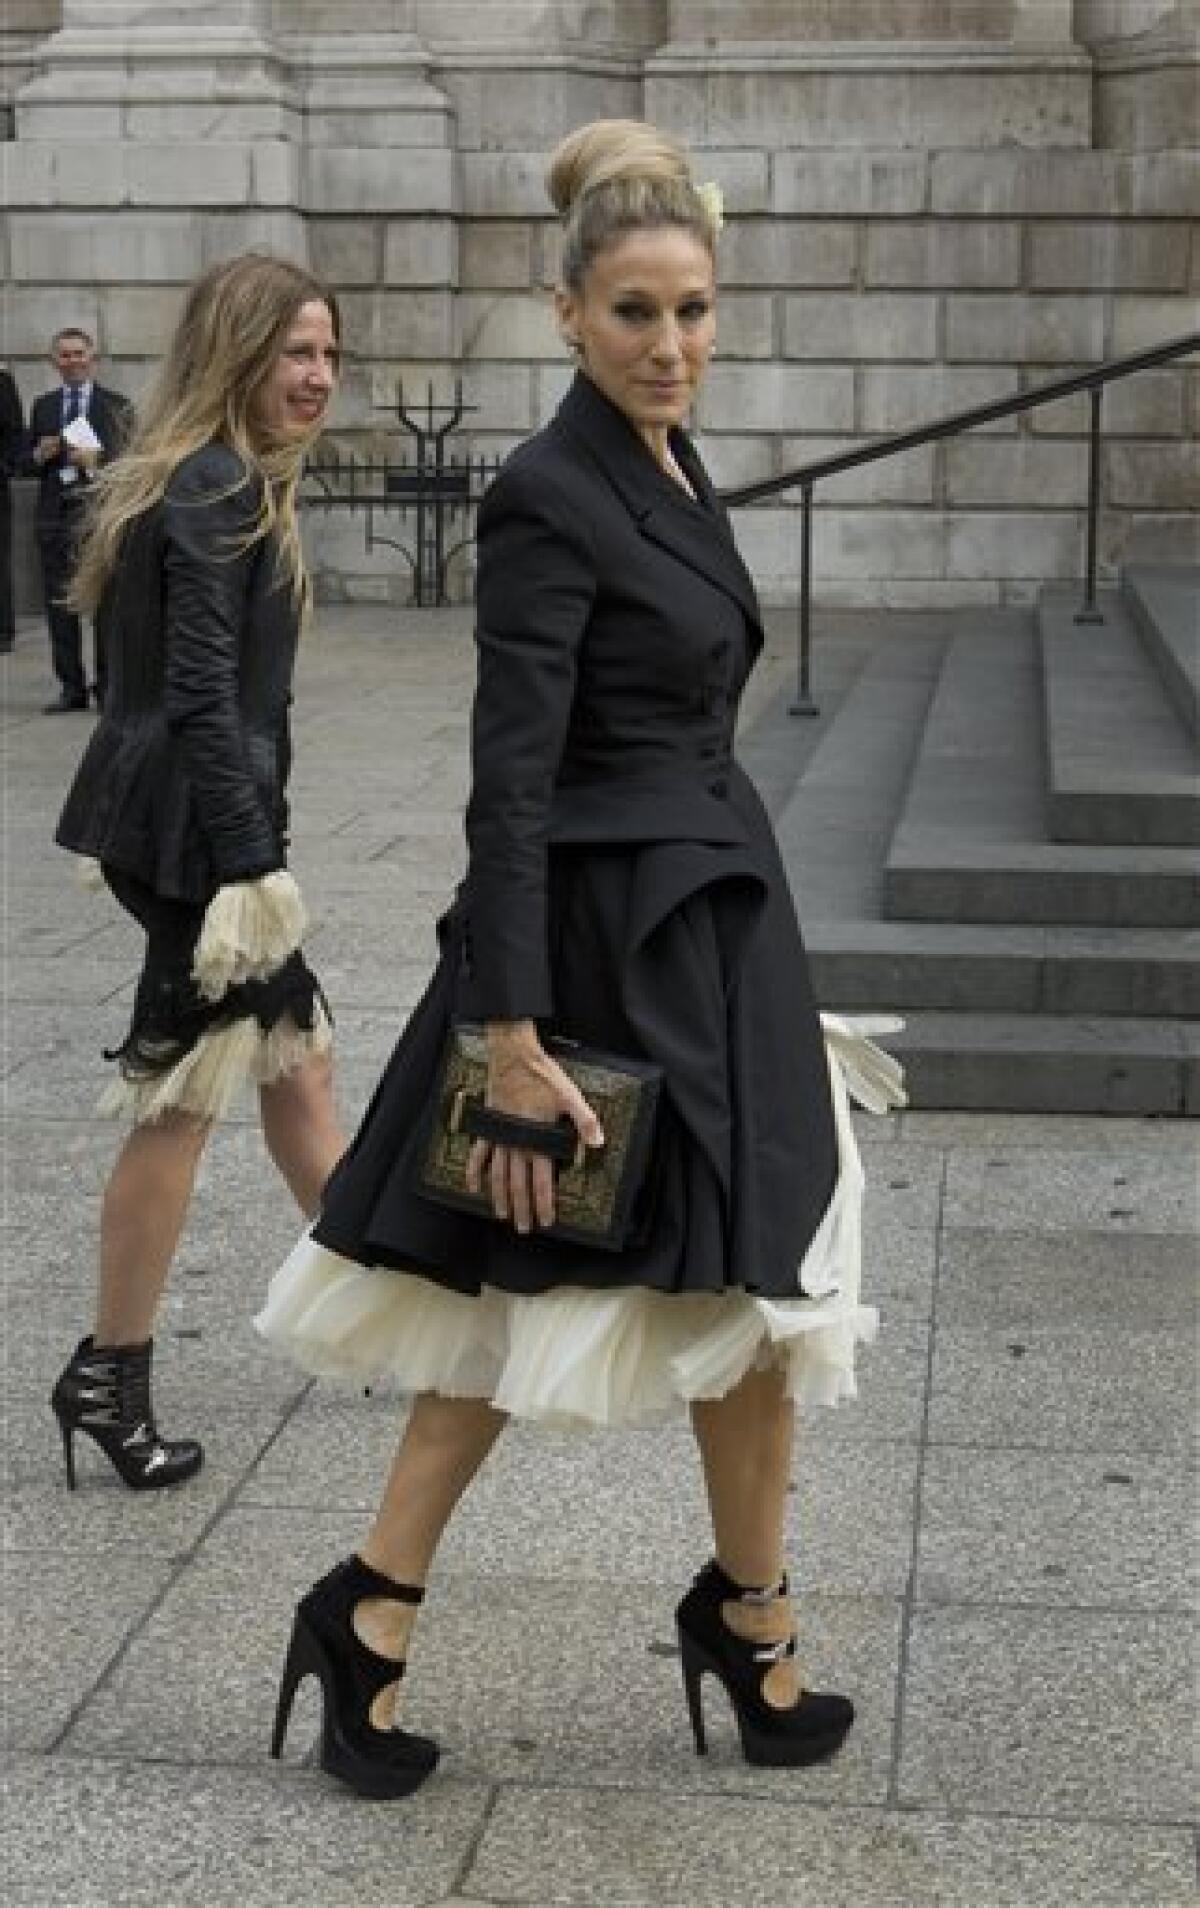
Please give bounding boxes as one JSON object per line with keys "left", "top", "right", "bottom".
{"left": 415, "top": 1024, "right": 663, "bottom": 1252}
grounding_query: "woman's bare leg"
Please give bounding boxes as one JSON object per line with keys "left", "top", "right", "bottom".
{"left": 94, "top": 1042, "right": 340, "bottom": 1346}
{"left": 689, "top": 1361, "right": 801, "bottom": 1703}
{"left": 353, "top": 1392, "right": 507, "bottom": 1722}
{"left": 94, "top": 1111, "right": 212, "bottom": 1345}
{"left": 690, "top": 1360, "right": 793, "bottom": 1586}
{"left": 258, "top": 1047, "right": 344, "bottom": 1217}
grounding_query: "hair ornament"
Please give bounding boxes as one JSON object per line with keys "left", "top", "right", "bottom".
{"left": 696, "top": 180, "right": 724, "bottom": 235}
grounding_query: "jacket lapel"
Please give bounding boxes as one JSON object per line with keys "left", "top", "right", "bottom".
{"left": 555, "top": 373, "right": 764, "bottom": 643}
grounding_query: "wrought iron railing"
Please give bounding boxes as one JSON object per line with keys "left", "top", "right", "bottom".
{"left": 301, "top": 382, "right": 500, "bottom": 607}
{"left": 721, "top": 332, "right": 1200, "bottom": 716}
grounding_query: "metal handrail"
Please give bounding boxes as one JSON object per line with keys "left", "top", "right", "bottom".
{"left": 720, "top": 331, "right": 1200, "bottom": 715}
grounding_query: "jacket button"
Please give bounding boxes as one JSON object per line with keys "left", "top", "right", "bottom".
{"left": 708, "top": 774, "right": 729, "bottom": 798}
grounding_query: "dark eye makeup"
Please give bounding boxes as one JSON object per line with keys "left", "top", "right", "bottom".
{"left": 612, "top": 296, "right": 713, "bottom": 323}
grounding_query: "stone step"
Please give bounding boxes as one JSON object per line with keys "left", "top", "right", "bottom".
{"left": 883, "top": 625, "right": 1200, "bottom": 927}
{"left": 807, "top": 920, "right": 1200, "bottom": 1019}
{"left": 737, "top": 612, "right": 882, "bottom": 822}
{"left": 1124, "top": 563, "right": 1200, "bottom": 741}
{"left": 758, "top": 618, "right": 1200, "bottom": 1109}
{"left": 772, "top": 623, "right": 947, "bottom": 918}
{"left": 1039, "top": 587, "right": 1200, "bottom": 847}
{"left": 887, "top": 1011, "right": 1199, "bottom": 1116}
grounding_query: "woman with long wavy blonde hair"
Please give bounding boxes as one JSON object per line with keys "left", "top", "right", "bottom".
{"left": 51, "top": 252, "right": 346, "bottom": 1495}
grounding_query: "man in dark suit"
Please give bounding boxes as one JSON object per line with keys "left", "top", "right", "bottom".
{"left": 28, "top": 327, "right": 131, "bottom": 711}
{"left": 0, "top": 368, "right": 24, "bottom": 653}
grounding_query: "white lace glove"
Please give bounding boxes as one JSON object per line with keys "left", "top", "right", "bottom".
{"left": 192, "top": 870, "right": 307, "bottom": 1003}
{"left": 820, "top": 1013, "right": 908, "bottom": 1115}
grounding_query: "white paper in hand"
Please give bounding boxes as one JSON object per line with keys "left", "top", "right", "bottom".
{"left": 62, "top": 414, "right": 101, "bottom": 452}
{"left": 60, "top": 412, "right": 100, "bottom": 485}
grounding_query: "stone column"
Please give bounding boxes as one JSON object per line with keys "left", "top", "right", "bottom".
{"left": 1074, "top": 0, "right": 1200, "bottom": 147}
{"left": 419, "top": 4, "right": 667, "bottom": 151}
{"left": 0, "top": 1, "right": 60, "bottom": 138}
{"left": 387, "top": 4, "right": 670, "bottom": 470}
{"left": 16, "top": 1, "right": 292, "bottom": 142}
{"left": 23, "top": 0, "right": 295, "bottom": 153}
{"left": 275, "top": 5, "right": 460, "bottom": 430}
{"left": 7, "top": 1, "right": 305, "bottom": 374}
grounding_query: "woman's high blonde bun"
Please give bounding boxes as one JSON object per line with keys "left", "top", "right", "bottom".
{"left": 547, "top": 118, "right": 719, "bottom": 289}
{"left": 548, "top": 119, "right": 692, "bottom": 219}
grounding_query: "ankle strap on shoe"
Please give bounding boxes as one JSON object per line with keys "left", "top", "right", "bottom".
{"left": 346, "top": 1555, "right": 425, "bottom": 1607}
{"left": 706, "top": 1559, "right": 790, "bottom": 1605}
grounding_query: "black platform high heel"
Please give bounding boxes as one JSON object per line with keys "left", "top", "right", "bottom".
{"left": 270, "top": 1554, "right": 440, "bottom": 1801}
{"left": 675, "top": 1558, "right": 854, "bottom": 1767}
{"left": 50, "top": 1336, "right": 203, "bottom": 1491}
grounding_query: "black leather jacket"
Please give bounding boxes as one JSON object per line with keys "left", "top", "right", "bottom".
{"left": 56, "top": 443, "right": 300, "bottom": 904}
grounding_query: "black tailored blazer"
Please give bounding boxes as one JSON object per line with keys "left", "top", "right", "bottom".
{"left": 458, "top": 370, "right": 766, "bottom": 1024}
{"left": 28, "top": 383, "right": 131, "bottom": 528}
{"left": 55, "top": 442, "right": 299, "bottom": 904}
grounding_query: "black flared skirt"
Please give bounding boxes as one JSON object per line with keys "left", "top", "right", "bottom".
{"left": 310, "top": 769, "right": 837, "bottom": 1302}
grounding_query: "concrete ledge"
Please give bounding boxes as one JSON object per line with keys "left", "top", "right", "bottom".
{"left": 885, "top": 626, "right": 1200, "bottom": 926}
{"left": 1124, "top": 564, "right": 1200, "bottom": 740}
{"left": 1039, "top": 587, "right": 1200, "bottom": 846}
{"left": 890, "top": 1012, "right": 1198, "bottom": 1115}
{"left": 809, "top": 920, "right": 1200, "bottom": 1019}
{"left": 648, "top": 58, "right": 1092, "bottom": 150}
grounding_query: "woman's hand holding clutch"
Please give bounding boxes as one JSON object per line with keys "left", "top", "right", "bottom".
{"left": 467, "top": 1020, "right": 605, "bottom": 1234}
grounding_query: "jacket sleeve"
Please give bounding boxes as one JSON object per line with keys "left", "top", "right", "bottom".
{"left": 22, "top": 393, "right": 48, "bottom": 478}
{"left": 0, "top": 374, "right": 23, "bottom": 479}
{"left": 458, "top": 462, "right": 597, "bottom": 1022}
{"left": 161, "top": 448, "right": 283, "bottom": 885}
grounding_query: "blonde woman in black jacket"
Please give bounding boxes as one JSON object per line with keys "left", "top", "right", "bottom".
{"left": 51, "top": 254, "right": 345, "bottom": 1492}
{"left": 260, "top": 122, "right": 898, "bottom": 1801}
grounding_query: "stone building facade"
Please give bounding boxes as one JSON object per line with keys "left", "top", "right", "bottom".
{"left": 1, "top": 1, "right": 1196, "bottom": 605}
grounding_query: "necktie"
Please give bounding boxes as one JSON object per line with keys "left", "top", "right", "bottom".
{"left": 61, "top": 385, "right": 84, "bottom": 486}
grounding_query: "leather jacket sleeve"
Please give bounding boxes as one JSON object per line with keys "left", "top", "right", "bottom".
{"left": 161, "top": 448, "right": 283, "bottom": 884}
{"left": 459, "top": 463, "right": 597, "bottom": 1022}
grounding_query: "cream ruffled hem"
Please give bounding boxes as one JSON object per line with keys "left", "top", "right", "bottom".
{"left": 254, "top": 1015, "right": 903, "bottom": 1429}
{"left": 100, "top": 1004, "right": 333, "bottom": 1126}
{"left": 192, "top": 872, "right": 307, "bottom": 1002}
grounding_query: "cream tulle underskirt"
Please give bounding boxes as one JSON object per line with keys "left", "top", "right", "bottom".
{"left": 101, "top": 1006, "right": 333, "bottom": 1125}
{"left": 254, "top": 1016, "right": 904, "bottom": 1430}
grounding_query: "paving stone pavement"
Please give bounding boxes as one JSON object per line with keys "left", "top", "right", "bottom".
{"left": 2, "top": 610, "right": 1196, "bottom": 1908}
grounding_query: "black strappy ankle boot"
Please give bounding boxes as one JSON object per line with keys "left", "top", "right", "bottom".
{"left": 675, "top": 1558, "right": 854, "bottom": 1767}
{"left": 270, "top": 1554, "right": 440, "bottom": 1801}
{"left": 50, "top": 1336, "right": 203, "bottom": 1491}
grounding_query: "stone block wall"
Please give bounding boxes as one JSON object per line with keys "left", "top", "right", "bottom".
{"left": 443, "top": 146, "right": 1197, "bottom": 609}
{"left": 1, "top": 0, "right": 1196, "bottom": 606}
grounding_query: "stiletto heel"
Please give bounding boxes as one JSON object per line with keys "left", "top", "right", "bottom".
{"left": 679, "top": 1634, "right": 709, "bottom": 1755}
{"left": 55, "top": 1409, "right": 77, "bottom": 1492}
{"left": 270, "top": 1614, "right": 325, "bottom": 1760}
{"left": 675, "top": 1559, "right": 854, "bottom": 1768}
{"left": 50, "top": 1337, "right": 202, "bottom": 1492}
{"left": 270, "top": 1555, "right": 439, "bottom": 1801}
